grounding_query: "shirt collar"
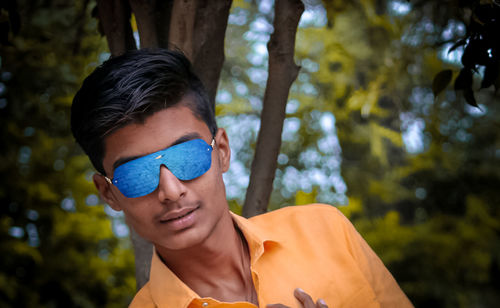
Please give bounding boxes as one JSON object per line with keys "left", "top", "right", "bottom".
{"left": 230, "top": 212, "right": 280, "bottom": 265}
{"left": 149, "top": 248, "right": 198, "bottom": 308}
{"left": 148, "top": 211, "right": 281, "bottom": 308}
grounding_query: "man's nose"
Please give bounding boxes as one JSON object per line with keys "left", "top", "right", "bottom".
{"left": 156, "top": 165, "right": 187, "bottom": 202}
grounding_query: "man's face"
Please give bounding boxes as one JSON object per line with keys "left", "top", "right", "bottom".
{"left": 95, "top": 99, "right": 231, "bottom": 251}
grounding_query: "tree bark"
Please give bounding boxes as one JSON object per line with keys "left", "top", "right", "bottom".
{"left": 169, "top": 0, "right": 232, "bottom": 108}
{"left": 97, "top": 0, "right": 136, "bottom": 57}
{"left": 242, "top": 0, "right": 304, "bottom": 218}
{"left": 130, "top": 228, "right": 153, "bottom": 290}
{"left": 154, "top": 0, "right": 174, "bottom": 48}
{"left": 128, "top": 0, "right": 159, "bottom": 48}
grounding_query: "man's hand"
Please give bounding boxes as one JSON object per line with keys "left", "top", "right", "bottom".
{"left": 266, "top": 288, "right": 328, "bottom": 308}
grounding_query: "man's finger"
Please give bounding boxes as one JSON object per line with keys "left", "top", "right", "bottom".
{"left": 317, "top": 298, "right": 328, "bottom": 308}
{"left": 294, "top": 288, "right": 315, "bottom": 308}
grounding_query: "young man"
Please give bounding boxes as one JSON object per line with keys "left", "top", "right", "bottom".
{"left": 71, "top": 49, "right": 413, "bottom": 308}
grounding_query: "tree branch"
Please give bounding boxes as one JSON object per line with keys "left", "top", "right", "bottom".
{"left": 97, "top": 0, "right": 136, "bottom": 57}
{"left": 242, "top": 0, "right": 304, "bottom": 218}
{"left": 169, "top": 0, "right": 232, "bottom": 108}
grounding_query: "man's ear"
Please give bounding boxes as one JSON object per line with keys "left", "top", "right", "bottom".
{"left": 214, "top": 128, "right": 231, "bottom": 173}
{"left": 93, "top": 173, "right": 122, "bottom": 211}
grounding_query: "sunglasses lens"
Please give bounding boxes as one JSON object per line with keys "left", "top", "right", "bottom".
{"left": 113, "top": 157, "right": 161, "bottom": 198}
{"left": 112, "top": 139, "right": 213, "bottom": 198}
{"left": 165, "top": 139, "right": 213, "bottom": 181}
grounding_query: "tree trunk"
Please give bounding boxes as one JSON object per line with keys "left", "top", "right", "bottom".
{"left": 130, "top": 228, "right": 153, "bottom": 290}
{"left": 97, "top": 0, "right": 136, "bottom": 57}
{"left": 128, "top": 0, "right": 174, "bottom": 49}
{"left": 169, "top": 0, "right": 232, "bottom": 108}
{"left": 154, "top": 0, "right": 174, "bottom": 48}
{"left": 242, "top": 0, "right": 304, "bottom": 218}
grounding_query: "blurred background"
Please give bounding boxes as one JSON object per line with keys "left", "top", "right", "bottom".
{"left": 0, "top": 0, "right": 499, "bottom": 307}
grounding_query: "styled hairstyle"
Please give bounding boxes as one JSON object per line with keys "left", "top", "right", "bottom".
{"left": 71, "top": 49, "right": 217, "bottom": 175}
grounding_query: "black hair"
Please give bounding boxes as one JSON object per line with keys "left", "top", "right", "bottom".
{"left": 71, "top": 49, "right": 217, "bottom": 175}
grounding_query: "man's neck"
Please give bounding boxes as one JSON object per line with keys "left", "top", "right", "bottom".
{"left": 155, "top": 211, "right": 258, "bottom": 304}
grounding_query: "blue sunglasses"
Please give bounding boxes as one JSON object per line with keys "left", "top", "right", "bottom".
{"left": 105, "top": 138, "right": 214, "bottom": 198}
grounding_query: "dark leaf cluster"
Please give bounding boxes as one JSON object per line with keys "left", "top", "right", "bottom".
{"left": 432, "top": 0, "right": 500, "bottom": 107}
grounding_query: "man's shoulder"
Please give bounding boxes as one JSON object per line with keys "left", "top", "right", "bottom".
{"left": 247, "top": 203, "right": 350, "bottom": 238}
{"left": 250, "top": 203, "right": 345, "bottom": 223}
{"left": 129, "top": 282, "right": 156, "bottom": 308}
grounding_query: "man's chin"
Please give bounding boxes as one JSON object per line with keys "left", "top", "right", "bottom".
{"left": 154, "top": 226, "right": 210, "bottom": 252}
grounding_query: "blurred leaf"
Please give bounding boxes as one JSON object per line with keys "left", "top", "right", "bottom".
{"left": 481, "top": 62, "right": 499, "bottom": 89}
{"left": 464, "top": 87, "right": 478, "bottom": 107}
{"left": 432, "top": 69, "right": 453, "bottom": 97}
{"left": 448, "top": 39, "right": 466, "bottom": 54}
{"left": 228, "top": 199, "right": 242, "bottom": 216}
{"left": 454, "top": 68, "right": 473, "bottom": 91}
{"left": 460, "top": 38, "right": 491, "bottom": 68}
{"left": 338, "top": 197, "right": 363, "bottom": 219}
{"left": 295, "top": 188, "right": 317, "bottom": 206}
{"left": 461, "top": 41, "right": 476, "bottom": 68}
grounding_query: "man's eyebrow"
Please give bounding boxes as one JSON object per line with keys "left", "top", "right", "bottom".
{"left": 111, "top": 132, "right": 203, "bottom": 172}
{"left": 170, "top": 132, "right": 202, "bottom": 147}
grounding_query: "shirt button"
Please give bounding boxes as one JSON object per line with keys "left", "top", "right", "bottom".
{"left": 202, "top": 303, "right": 208, "bottom": 307}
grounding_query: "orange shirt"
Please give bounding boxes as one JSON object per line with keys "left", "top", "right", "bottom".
{"left": 129, "top": 204, "right": 413, "bottom": 308}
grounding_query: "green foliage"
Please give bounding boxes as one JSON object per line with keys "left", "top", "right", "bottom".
{"left": 0, "top": 1, "right": 135, "bottom": 307}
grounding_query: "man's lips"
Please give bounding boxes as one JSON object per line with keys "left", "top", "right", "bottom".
{"left": 160, "top": 206, "right": 199, "bottom": 223}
